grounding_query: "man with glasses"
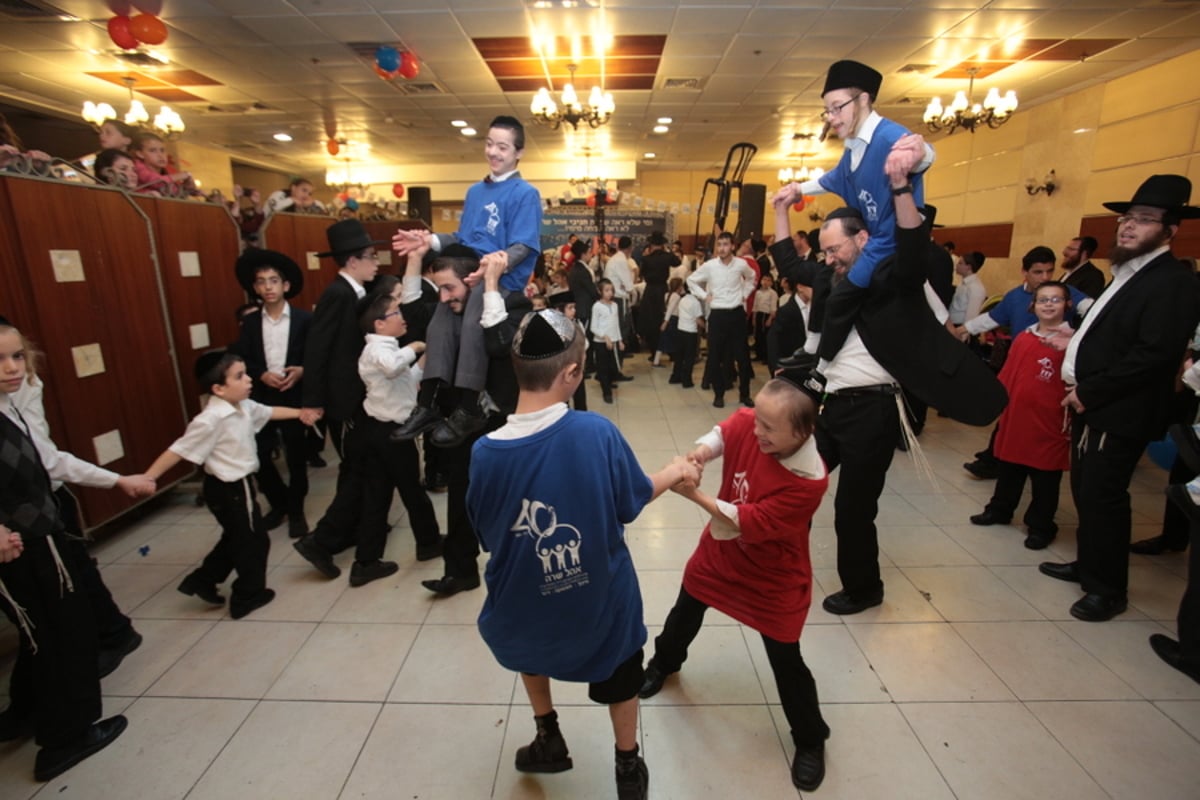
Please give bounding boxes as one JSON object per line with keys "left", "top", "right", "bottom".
{"left": 294, "top": 219, "right": 386, "bottom": 579}
{"left": 772, "top": 60, "right": 934, "bottom": 377}
{"left": 800, "top": 148, "right": 1005, "bottom": 616}
{"left": 1039, "top": 175, "right": 1200, "bottom": 622}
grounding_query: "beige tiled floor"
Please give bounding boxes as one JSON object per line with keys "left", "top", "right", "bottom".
{"left": 2, "top": 356, "right": 1200, "bottom": 798}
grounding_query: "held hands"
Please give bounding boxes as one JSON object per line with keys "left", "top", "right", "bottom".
{"left": 299, "top": 407, "right": 324, "bottom": 426}
{"left": 476, "top": 250, "right": 509, "bottom": 289}
{"left": 770, "top": 182, "right": 802, "bottom": 208}
{"left": 666, "top": 455, "right": 702, "bottom": 493}
{"left": 0, "top": 525, "right": 24, "bottom": 563}
{"left": 392, "top": 228, "right": 432, "bottom": 257}
{"left": 116, "top": 474, "right": 157, "bottom": 498}
{"left": 1062, "top": 387, "right": 1085, "bottom": 414}
{"left": 409, "top": 341, "right": 427, "bottom": 355}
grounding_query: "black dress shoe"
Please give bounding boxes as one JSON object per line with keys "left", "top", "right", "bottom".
{"left": 778, "top": 351, "right": 818, "bottom": 370}
{"left": 390, "top": 406, "right": 443, "bottom": 442}
{"left": 230, "top": 588, "right": 276, "bottom": 620}
{"left": 0, "top": 706, "right": 32, "bottom": 743}
{"left": 416, "top": 535, "right": 446, "bottom": 562}
{"left": 1024, "top": 531, "right": 1056, "bottom": 550}
{"left": 962, "top": 459, "right": 997, "bottom": 480}
{"left": 34, "top": 715, "right": 128, "bottom": 782}
{"left": 1038, "top": 561, "right": 1080, "bottom": 583}
{"left": 288, "top": 513, "right": 309, "bottom": 540}
{"left": 712, "top": 395, "right": 725, "bottom": 408}
{"left": 421, "top": 574, "right": 481, "bottom": 596}
{"left": 614, "top": 373, "right": 634, "bottom": 382}
{"left": 178, "top": 574, "right": 226, "bottom": 605}
{"left": 1169, "top": 423, "right": 1200, "bottom": 474}
{"left": 261, "top": 508, "right": 286, "bottom": 530}
{"left": 1069, "top": 592, "right": 1127, "bottom": 622}
{"left": 739, "top": 395, "right": 755, "bottom": 408}
{"left": 1165, "top": 484, "right": 1200, "bottom": 528}
{"left": 822, "top": 589, "right": 883, "bottom": 615}
{"left": 1130, "top": 534, "right": 1187, "bottom": 555}
{"left": 969, "top": 510, "right": 1010, "bottom": 526}
{"left": 637, "top": 662, "right": 673, "bottom": 699}
{"left": 293, "top": 535, "right": 341, "bottom": 579}
{"left": 791, "top": 743, "right": 826, "bottom": 792}
{"left": 667, "top": 376, "right": 681, "bottom": 384}
{"left": 1149, "top": 634, "right": 1200, "bottom": 684}
{"left": 422, "top": 473, "right": 448, "bottom": 493}
{"left": 97, "top": 628, "right": 143, "bottom": 679}
{"left": 431, "top": 408, "right": 488, "bottom": 448}
{"left": 349, "top": 560, "right": 399, "bottom": 588}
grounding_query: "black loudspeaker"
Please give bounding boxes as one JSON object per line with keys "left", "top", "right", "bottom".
{"left": 408, "top": 186, "right": 432, "bottom": 225}
{"left": 735, "top": 183, "right": 766, "bottom": 241}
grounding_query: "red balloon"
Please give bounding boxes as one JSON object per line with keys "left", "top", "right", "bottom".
{"left": 792, "top": 196, "right": 808, "bottom": 212}
{"left": 606, "top": 192, "right": 617, "bottom": 205}
{"left": 326, "top": 139, "right": 340, "bottom": 156}
{"left": 398, "top": 52, "right": 419, "bottom": 80}
{"left": 129, "top": 14, "right": 168, "bottom": 46}
{"left": 107, "top": 16, "right": 138, "bottom": 50}
{"left": 337, "top": 192, "right": 349, "bottom": 203}
{"left": 392, "top": 183, "right": 405, "bottom": 199}
{"left": 586, "top": 194, "right": 597, "bottom": 208}
{"left": 373, "top": 63, "right": 397, "bottom": 80}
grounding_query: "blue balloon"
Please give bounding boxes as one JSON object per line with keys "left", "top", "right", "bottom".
{"left": 375, "top": 46, "right": 400, "bottom": 73}
{"left": 346, "top": 199, "right": 359, "bottom": 211}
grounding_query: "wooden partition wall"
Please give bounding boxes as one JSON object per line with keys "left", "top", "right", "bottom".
{"left": 0, "top": 175, "right": 196, "bottom": 527}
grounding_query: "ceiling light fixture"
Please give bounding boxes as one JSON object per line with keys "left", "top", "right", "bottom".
{"left": 82, "top": 76, "right": 185, "bottom": 139}
{"left": 273, "top": 133, "right": 293, "bottom": 142}
{"left": 531, "top": 62, "right": 614, "bottom": 131}
{"left": 923, "top": 67, "right": 1017, "bottom": 135}
{"left": 461, "top": 127, "right": 477, "bottom": 136}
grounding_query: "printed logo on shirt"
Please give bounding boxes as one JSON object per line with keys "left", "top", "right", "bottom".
{"left": 485, "top": 201, "right": 501, "bottom": 236}
{"left": 858, "top": 189, "right": 878, "bottom": 223}
{"left": 732, "top": 471, "right": 750, "bottom": 505}
{"left": 511, "top": 498, "right": 588, "bottom": 595}
{"left": 1037, "top": 356, "right": 1055, "bottom": 383}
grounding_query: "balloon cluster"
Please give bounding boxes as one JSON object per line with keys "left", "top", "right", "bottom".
{"left": 373, "top": 46, "right": 419, "bottom": 81}
{"left": 107, "top": 13, "right": 168, "bottom": 49}
{"left": 792, "top": 196, "right": 808, "bottom": 212}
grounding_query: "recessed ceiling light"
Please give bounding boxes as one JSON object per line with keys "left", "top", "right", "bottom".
{"left": 1073, "top": 127, "right": 1092, "bottom": 134}
{"left": 657, "top": 117, "right": 673, "bottom": 124}
{"left": 273, "top": 133, "right": 293, "bottom": 142}
{"left": 462, "top": 127, "right": 477, "bottom": 136}
{"left": 451, "top": 120, "right": 468, "bottom": 127}
{"left": 644, "top": 153, "right": 656, "bottom": 159}
{"left": 653, "top": 125, "right": 669, "bottom": 134}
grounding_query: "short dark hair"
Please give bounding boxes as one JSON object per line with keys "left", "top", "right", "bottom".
{"left": 823, "top": 210, "right": 866, "bottom": 238}
{"left": 513, "top": 327, "right": 586, "bottom": 392}
{"left": 359, "top": 292, "right": 395, "bottom": 334}
{"left": 1021, "top": 246, "right": 1056, "bottom": 271}
{"left": 204, "top": 353, "right": 244, "bottom": 390}
{"left": 570, "top": 239, "right": 590, "bottom": 259}
{"left": 1077, "top": 236, "right": 1098, "bottom": 258}
{"left": 618, "top": 235, "right": 632, "bottom": 250}
{"left": 716, "top": 231, "right": 734, "bottom": 244}
{"left": 751, "top": 238, "right": 766, "bottom": 252}
{"left": 964, "top": 251, "right": 986, "bottom": 273}
{"left": 94, "top": 148, "right": 133, "bottom": 185}
{"left": 101, "top": 118, "right": 137, "bottom": 140}
{"left": 431, "top": 244, "right": 479, "bottom": 280}
{"left": 489, "top": 115, "right": 526, "bottom": 150}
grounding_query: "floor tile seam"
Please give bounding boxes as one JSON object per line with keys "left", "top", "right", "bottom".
{"left": 117, "top": 564, "right": 190, "bottom": 617}
{"left": 135, "top": 617, "right": 224, "bottom": 697}
{"left": 377, "top": 618, "right": 426, "bottom": 704}
{"left": 889, "top": 700, "right": 961, "bottom": 799}
{"left": 179, "top": 696, "right": 264, "bottom": 800}
{"left": 1149, "top": 699, "right": 1200, "bottom": 746}
{"left": 1009, "top": 697, "right": 1131, "bottom": 800}
{"left": 901, "top": 561, "right": 1049, "bottom": 622}
{"left": 332, "top": 702, "right": 388, "bottom": 800}
{"left": 1043, "top": 617, "right": 1161, "bottom": 701}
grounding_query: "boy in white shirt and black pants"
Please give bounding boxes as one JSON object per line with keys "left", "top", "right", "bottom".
{"left": 670, "top": 291, "right": 705, "bottom": 388}
{"left": 590, "top": 278, "right": 624, "bottom": 404}
{"left": 353, "top": 292, "right": 443, "bottom": 586}
{"left": 145, "top": 351, "right": 305, "bottom": 619}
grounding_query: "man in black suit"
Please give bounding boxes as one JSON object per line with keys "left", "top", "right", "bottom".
{"left": 293, "top": 220, "right": 386, "bottom": 579}
{"left": 1040, "top": 175, "right": 1200, "bottom": 621}
{"left": 773, "top": 140, "right": 1007, "bottom": 615}
{"left": 232, "top": 249, "right": 312, "bottom": 539}
{"left": 1060, "top": 235, "right": 1106, "bottom": 299}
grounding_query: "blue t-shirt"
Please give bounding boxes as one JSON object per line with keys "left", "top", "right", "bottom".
{"left": 987, "top": 283, "right": 1089, "bottom": 332}
{"left": 458, "top": 175, "right": 543, "bottom": 292}
{"left": 819, "top": 117, "right": 925, "bottom": 288}
{"left": 467, "top": 411, "right": 653, "bottom": 683}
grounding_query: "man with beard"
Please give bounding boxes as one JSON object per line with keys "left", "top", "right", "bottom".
{"left": 1039, "top": 175, "right": 1200, "bottom": 621}
{"left": 1060, "top": 236, "right": 1105, "bottom": 299}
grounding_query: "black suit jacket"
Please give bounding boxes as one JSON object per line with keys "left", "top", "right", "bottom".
{"left": 1063, "top": 261, "right": 1106, "bottom": 300}
{"left": 1073, "top": 252, "right": 1200, "bottom": 441}
{"left": 302, "top": 275, "right": 366, "bottom": 421}
{"left": 234, "top": 305, "right": 312, "bottom": 409}
{"left": 767, "top": 295, "right": 807, "bottom": 372}
{"left": 828, "top": 224, "right": 1007, "bottom": 427}
{"left": 770, "top": 241, "right": 830, "bottom": 333}
{"left": 926, "top": 242, "right": 955, "bottom": 308}
{"left": 568, "top": 262, "right": 600, "bottom": 323}
{"left": 482, "top": 292, "right": 534, "bottom": 416}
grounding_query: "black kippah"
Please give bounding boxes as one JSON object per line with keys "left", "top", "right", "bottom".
{"left": 514, "top": 310, "right": 576, "bottom": 360}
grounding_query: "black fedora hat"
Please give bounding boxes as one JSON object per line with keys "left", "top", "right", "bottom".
{"left": 316, "top": 219, "right": 389, "bottom": 258}
{"left": 1102, "top": 174, "right": 1200, "bottom": 219}
{"left": 235, "top": 248, "right": 304, "bottom": 298}
{"left": 647, "top": 230, "right": 667, "bottom": 246}
{"left": 823, "top": 60, "right": 882, "bottom": 99}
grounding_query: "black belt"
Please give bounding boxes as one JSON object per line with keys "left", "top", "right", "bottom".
{"left": 825, "top": 383, "right": 899, "bottom": 398}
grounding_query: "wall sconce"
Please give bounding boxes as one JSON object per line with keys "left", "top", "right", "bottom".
{"left": 1025, "top": 169, "right": 1057, "bottom": 196}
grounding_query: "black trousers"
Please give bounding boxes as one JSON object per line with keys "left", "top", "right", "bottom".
{"left": 439, "top": 430, "right": 482, "bottom": 580}
{"left": 1159, "top": 390, "right": 1199, "bottom": 549}
{"left": 1070, "top": 418, "right": 1145, "bottom": 598}
{"left": 753, "top": 311, "right": 771, "bottom": 363}
{"left": 986, "top": 460, "right": 1062, "bottom": 536}
{"left": 815, "top": 390, "right": 899, "bottom": 598}
{"left": 190, "top": 474, "right": 269, "bottom": 608}
{"left": 595, "top": 342, "right": 621, "bottom": 394}
{"left": 651, "top": 587, "right": 830, "bottom": 747}
{"left": 55, "top": 487, "right": 132, "bottom": 648}
{"left": 359, "top": 416, "right": 442, "bottom": 562}
{"left": 254, "top": 418, "right": 309, "bottom": 516}
{"left": 312, "top": 413, "right": 366, "bottom": 554}
{"left": 671, "top": 331, "right": 698, "bottom": 386}
{"left": 1180, "top": 520, "right": 1200, "bottom": 661}
{"left": 705, "top": 308, "right": 753, "bottom": 399}
{"left": 0, "top": 531, "right": 101, "bottom": 748}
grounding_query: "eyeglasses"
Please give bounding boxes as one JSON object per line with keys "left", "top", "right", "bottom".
{"left": 1117, "top": 214, "right": 1164, "bottom": 227}
{"left": 1035, "top": 296, "right": 1065, "bottom": 304}
{"left": 823, "top": 238, "right": 855, "bottom": 258}
{"left": 381, "top": 309, "right": 404, "bottom": 320}
{"left": 821, "top": 93, "right": 862, "bottom": 121}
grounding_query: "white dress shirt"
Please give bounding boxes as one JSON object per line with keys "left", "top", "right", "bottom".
{"left": 605, "top": 251, "right": 635, "bottom": 299}
{"left": 2, "top": 384, "right": 119, "bottom": 489}
{"left": 948, "top": 273, "right": 987, "bottom": 325}
{"left": 688, "top": 256, "right": 755, "bottom": 309}
{"left": 261, "top": 303, "right": 291, "bottom": 376}
{"left": 1062, "top": 245, "right": 1169, "bottom": 385}
{"left": 677, "top": 295, "right": 704, "bottom": 333}
{"left": 591, "top": 300, "right": 622, "bottom": 342}
{"left": 169, "top": 396, "right": 273, "bottom": 482}
{"left": 339, "top": 271, "right": 366, "bottom": 299}
{"left": 359, "top": 334, "right": 422, "bottom": 423}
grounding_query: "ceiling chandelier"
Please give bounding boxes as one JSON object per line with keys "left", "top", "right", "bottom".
{"left": 81, "top": 76, "right": 185, "bottom": 139}
{"left": 778, "top": 156, "right": 825, "bottom": 186}
{"left": 531, "top": 63, "right": 614, "bottom": 131}
{"left": 923, "top": 67, "right": 1017, "bottom": 135}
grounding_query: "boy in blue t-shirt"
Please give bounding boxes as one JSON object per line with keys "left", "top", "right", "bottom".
{"left": 391, "top": 115, "right": 543, "bottom": 449}
{"left": 466, "top": 310, "right": 698, "bottom": 800}
{"left": 773, "top": 60, "right": 934, "bottom": 375}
